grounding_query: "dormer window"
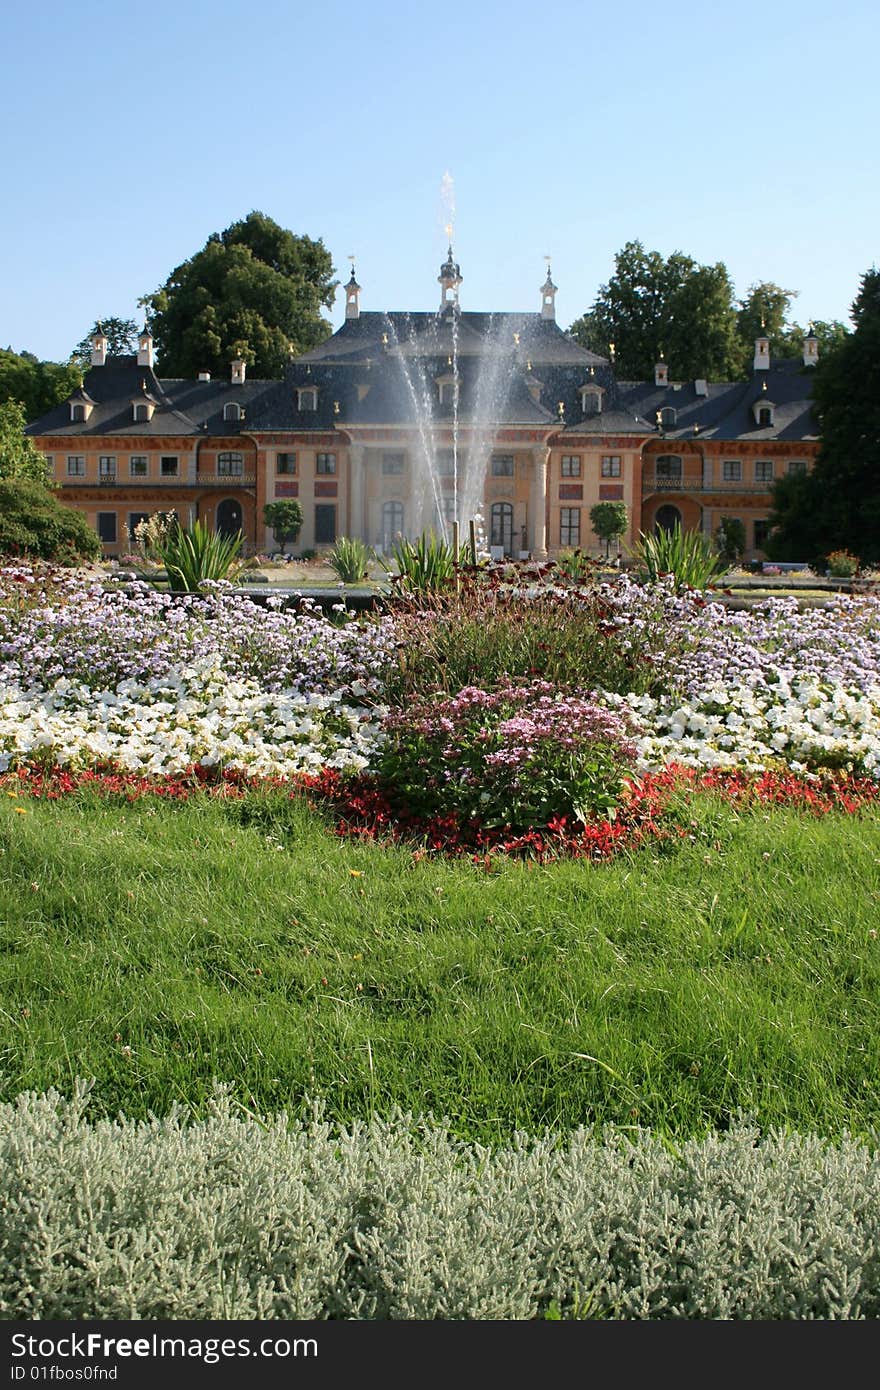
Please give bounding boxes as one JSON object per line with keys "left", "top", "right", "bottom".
{"left": 223, "top": 402, "right": 242, "bottom": 422}
{"left": 580, "top": 385, "right": 604, "bottom": 416}
{"left": 297, "top": 387, "right": 317, "bottom": 411}
{"left": 133, "top": 403, "right": 151, "bottom": 423}
{"left": 658, "top": 406, "right": 677, "bottom": 429}
{"left": 71, "top": 404, "right": 86, "bottom": 423}
{"left": 436, "top": 376, "right": 456, "bottom": 406}
{"left": 752, "top": 401, "right": 775, "bottom": 428}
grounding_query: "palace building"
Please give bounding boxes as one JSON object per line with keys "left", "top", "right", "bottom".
{"left": 25, "top": 254, "right": 821, "bottom": 559}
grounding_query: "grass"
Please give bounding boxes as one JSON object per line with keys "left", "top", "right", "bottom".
{"left": 2, "top": 786, "right": 879, "bottom": 1144}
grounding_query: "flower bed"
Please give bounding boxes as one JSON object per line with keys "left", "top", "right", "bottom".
{"left": 3, "top": 563, "right": 880, "bottom": 852}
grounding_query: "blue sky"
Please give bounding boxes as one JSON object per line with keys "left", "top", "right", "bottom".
{"left": 1, "top": 0, "right": 877, "bottom": 363}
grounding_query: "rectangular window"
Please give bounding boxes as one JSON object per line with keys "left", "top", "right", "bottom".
{"left": 788, "top": 460, "right": 807, "bottom": 476}
{"left": 315, "top": 453, "right": 336, "bottom": 475}
{"left": 99, "top": 455, "right": 117, "bottom": 479}
{"left": 43, "top": 454, "right": 54, "bottom": 478}
{"left": 67, "top": 456, "right": 85, "bottom": 477}
{"left": 722, "top": 460, "right": 742, "bottom": 482}
{"left": 560, "top": 507, "right": 581, "bottom": 547}
{"left": 314, "top": 504, "right": 336, "bottom": 544}
{"left": 754, "top": 460, "right": 774, "bottom": 482}
{"left": 561, "top": 455, "right": 582, "bottom": 478}
{"left": 754, "top": 519, "right": 772, "bottom": 549}
{"left": 97, "top": 512, "right": 117, "bottom": 543}
{"left": 601, "top": 456, "right": 621, "bottom": 478}
{"left": 276, "top": 453, "right": 297, "bottom": 475}
{"left": 129, "top": 455, "right": 148, "bottom": 477}
{"left": 435, "top": 450, "right": 455, "bottom": 476}
{"left": 161, "top": 456, "right": 179, "bottom": 477}
{"left": 491, "top": 455, "right": 514, "bottom": 477}
{"left": 382, "top": 452, "right": 405, "bottom": 475}
{"left": 217, "top": 452, "right": 243, "bottom": 476}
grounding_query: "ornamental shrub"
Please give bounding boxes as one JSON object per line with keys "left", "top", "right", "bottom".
{"left": 3, "top": 1084, "right": 880, "bottom": 1320}
{"left": 375, "top": 681, "right": 638, "bottom": 829}
{"left": 827, "top": 548, "right": 860, "bottom": 578}
{"left": 0, "top": 478, "right": 101, "bottom": 563}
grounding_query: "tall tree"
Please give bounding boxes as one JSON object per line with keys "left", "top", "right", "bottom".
{"left": 142, "top": 212, "right": 337, "bottom": 379}
{"left": 767, "top": 267, "right": 880, "bottom": 565}
{"left": 71, "top": 317, "right": 139, "bottom": 369}
{"left": 568, "top": 240, "right": 740, "bottom": 381}
{"left": 0, "top": 400, "right": 54, "bottom": 483}
{"left": 736, "top": 281, "right": 798, "bottom": 363}
{"left": 0, "top": 350, "right": 81, "bottom": 422}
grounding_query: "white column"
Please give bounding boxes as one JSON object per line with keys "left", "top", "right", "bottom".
{"left": 349, "top": 444, "right": 365, "bottom": 540}
{"left": 530, "top": 446, "right": 549, "bottom": 557}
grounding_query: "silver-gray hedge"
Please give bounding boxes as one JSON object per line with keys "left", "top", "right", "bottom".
{"left": 2, "top": 1082, "right": 879, "bottom": 1319}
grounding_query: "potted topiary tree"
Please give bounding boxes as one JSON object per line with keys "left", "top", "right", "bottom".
{"left": 263, "top": 499, "right": 304, "bottom": 557}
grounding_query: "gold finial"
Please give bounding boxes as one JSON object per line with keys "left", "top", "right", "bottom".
{"left": 608, "top": 341, "right": 616, "bottom": 361}
{"left": 382, "top": 332, "right": 388, "bottom": 346}
{"left": 558, "top": 400, "right": 565, "bottom": 418}
{"left": 333, "top": 401, "right": 340, "bottom": 415}
{"left": 513, "top": 331, "right": 520, "bottom": 346}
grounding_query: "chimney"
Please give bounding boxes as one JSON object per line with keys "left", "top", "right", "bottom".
{"left": 90, "top": 324, "right": 108, "bottom": 368}
{"left": 654, "top": 357, "right": 668, "bottom": 386}
{"left": 198, "top": 370, "right": 211, "bottom": 381}
{"left": 803, "top": 324, "right": 819, "bottom": 368}
{"left": 231, "top": 358, "right": 246, "bottom": 384}
{"left": 137, "top": 325, "right": 154, "bottom": 369}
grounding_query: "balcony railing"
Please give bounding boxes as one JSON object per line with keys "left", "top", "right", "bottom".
{"left": 642, "top": 475, "right": 772, "bottom": 495}
{"left": 60, "top": 473, "right": 256, "bottom": 488}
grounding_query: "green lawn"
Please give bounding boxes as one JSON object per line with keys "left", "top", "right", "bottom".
{"left": 2, "top": 787, "right": 879, "bottom": 1143}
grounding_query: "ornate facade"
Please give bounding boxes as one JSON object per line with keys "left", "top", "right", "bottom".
{"left": 26, "top": 259, "right": 820, "bottom": 559}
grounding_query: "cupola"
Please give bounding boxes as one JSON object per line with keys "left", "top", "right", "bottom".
{"left": 540, "top": 263, "right": 557, "bottom": 321}
{"left": 137, "top": 324, "right": 154, "bottom": 369}
{"left": 438, "top": 245, "right": 462, "bottom": 311}
{"left": 90, "top": 325, "right": 108, "bottom": 368}
{"left": 231, "top": 358, "right": 247, "bottom": 384}
{"left": 344, "top": 265, "right": 361, "bottom": 321}
{"left": 753, "top": 328, "right": 771, "bottom": 372}
{"left": 803, "top": 323, "right": 819, "bottom": 367}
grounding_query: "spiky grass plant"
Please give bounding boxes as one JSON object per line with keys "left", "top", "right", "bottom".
{"left": 385, "top": 531, "right": 458, "bottom": 593}
{"left": 326, "top": 536, "right": 375, "bottom": 584}
{"left": 157, "top": 518, "right": 243, "bottom": 592}
{"left": 631, "top": 520, "right": 727, "bottom": 590}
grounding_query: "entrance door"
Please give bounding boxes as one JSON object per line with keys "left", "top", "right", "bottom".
{"left": 655, "top": 504, "right": 682, "bottom": 534}
{"left": 216, "top": 498, "right": 243, "bottom": 538}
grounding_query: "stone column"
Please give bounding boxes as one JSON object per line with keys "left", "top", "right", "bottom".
{"left": 529, "top": 446, "right": 549, "bottom": 557}
{"left": 349, "top": 444, "right": 366, "bottom": 540}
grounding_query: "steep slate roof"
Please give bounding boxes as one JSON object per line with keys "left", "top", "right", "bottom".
{"left": 621, "top": 358, "right": 818, "bottom": 443}
{"left": 26, "top": 357, "right": 278, "bottom": 438}
{"left": 25, "top": 328, "right": 817, "bottom": 445}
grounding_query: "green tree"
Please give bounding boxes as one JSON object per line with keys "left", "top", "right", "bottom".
{"left": 0, "top": 477, "right": 100, "bottom": 561}
{"left": 263, "top": 499, "right": 304, "bottom": 555}
{"left": 736, "top": 282, "right": 798, "bottom": 364}
{"left": 0, "top": 401, "right": 54, "bottom": 484}
{"left": 0, "top": 350, "right": 81, "bottom": 422}
{"left": 142, "top": 212, "right": 337, "bottom": 379}
{"left": 589, "top": 501, "right": 628, "bottom": 558}
{"left": 767, "top": 267, "right": 880, "bottom": 565}
{"left": 568, "top": 240, "right": 740, "bottom": 381}
{"left": 71, "top": 317, "right": 139, "bottom": 370}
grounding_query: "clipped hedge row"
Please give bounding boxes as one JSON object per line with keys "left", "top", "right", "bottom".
{"left": 2, "top": 1083, "right": 879, "bottom": 1320}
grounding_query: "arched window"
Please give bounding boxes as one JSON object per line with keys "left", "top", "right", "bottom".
{"left": 382, "top": 500, "right": 404, "bottom": 548}
{"left": 580, "top": 386, "right": 603, "bottom": 416}
{"left": 758, "top": 407, "right": 772, "bottom": 427}
{"left": 297, "top": 388, "right": 317, "bottom": 411}
{"left": 655, "top": 455, "right": 682, "bottom": 480}
{"left": 490, "top": 502, "right": 514, "bottom": 555}
{"left": 70, "top": 404, "right": 85, "bottom": 423}
{"left": 217, "top": 451, "right": 244, "bottom": 476}
{"left": 133, "top": 404, "right": 149, "bottom": 422}
{"left": 223, "top": 402, "right": 242, "bottom": 422}
{"left": 658, "top": 406, "right": 677, "bottom": 429}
